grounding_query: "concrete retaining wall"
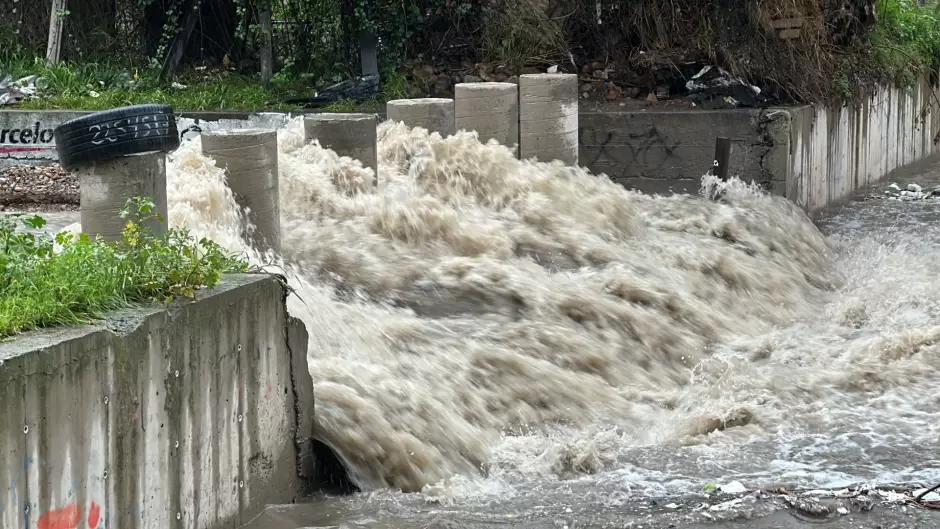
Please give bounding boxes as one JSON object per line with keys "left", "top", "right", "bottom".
{"left": 0, "top": 274, "right": 314, "bottom": 529}
{"left": 5, "top": 74, "right": 939, "bottom": 213}
{"left": 578, "top": 75, "right": 940, "bottom": 212}
{"left": 577, "top": 108, "right": 789, "bottom": 196}
{"left": 787, "top": 77, "right": 940, "bottom": 212}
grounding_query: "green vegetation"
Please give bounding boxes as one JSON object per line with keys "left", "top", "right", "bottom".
{"left": 869, "top": 0, "right": 940, "bottom": 85}
{"left": 3, "top": 56, "right": 398, "bottom": 112}
{"left": 0, "top": 197, "right": 249, "bottom": 338}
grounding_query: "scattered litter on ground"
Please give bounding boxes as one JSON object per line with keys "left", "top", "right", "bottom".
{"left": 0, "top": 74, "right": 38, "bottom": 106}
{"left": 685, "top": 66, "right": 763, "bottom": 109}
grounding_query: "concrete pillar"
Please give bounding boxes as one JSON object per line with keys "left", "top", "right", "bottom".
{"left": 76, "top": 152, "right": 168, "bottom": 241}
{"left": 386, "top": 98, "right": 455, "bottom": 136}
{"left": 519, "top": 73, "right": 579, "bottom": 165}
{"left": 201, "top": 128, "right": 281, "bottom": 253}
{"left": 304, "top": 113, "right": 378, "bottom": 173}
{"left": 454, "top": 82, "right": 519, "bottom": 152}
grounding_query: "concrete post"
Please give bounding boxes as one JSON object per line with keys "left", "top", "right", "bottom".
{"left": 519, "top": 73, "right": 579, "bottom": 165}
{"left": 76, "top": 152, "right": 168, "bottom": 241}
{"left": 454, "top": 82, "right": 519, "bottom": 153}
{"left": 201, "top": 128, "right": 281, "bottom": 253}
{"left": 303, "top": 113, "right": 378, "bottom": 173}
{"left": 386, "top": 98, "right": 456, "bottom": 136}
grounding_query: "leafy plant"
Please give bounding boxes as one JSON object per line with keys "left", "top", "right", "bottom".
{"left": 0, "top": 197, "right": 250, "bottom": 337}
{"left": 870, "top": 0, "right": 940, "bottom": 83}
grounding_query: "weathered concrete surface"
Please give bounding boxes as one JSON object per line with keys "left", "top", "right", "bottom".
{"left": 454, "top": 82, "right": 519, "bottom": 152}
{"left": 787, "top": 77, "right": 940, "bottom": 213}
{"left": 0, "top": 274, "right": 313, "bottom": 529}
{"left": 578, "top": 108, "right": 788, "bottom": 195}
{"left": 76, "top": 152, "right": 169, "bottom": 241}
{"left": 0, "top": 110, "right": 87, "bottom": 163}
{"left": 385, "top": 98, "right": 455, "bottom": 137}
{"left": 201, "top": 129, "right": 281, "bottom": 253}
{"left": 519, "top": 74, "right": 579, "bottom": 165}
{"left": 303, "top": 113, "right": 378, "bottom": 173}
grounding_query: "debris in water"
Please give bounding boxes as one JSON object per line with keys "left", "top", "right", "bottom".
{"left": 719, "top": 481, "right": 747, "bottom": 495}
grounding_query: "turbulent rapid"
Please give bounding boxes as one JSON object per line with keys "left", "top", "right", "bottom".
{"left": 162, "top": 117, "right": 940, "bottom": 501}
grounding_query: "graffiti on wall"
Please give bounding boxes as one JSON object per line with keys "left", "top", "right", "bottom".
{"left": 578, "top": 124, "right": 682, "bottom": 175}
{"left": 0, "top": 121, "right": 57, "bottom": 155}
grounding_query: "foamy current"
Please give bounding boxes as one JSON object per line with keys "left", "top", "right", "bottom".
{"left": 163, "top": 117, "right": 940, "bottom": 503}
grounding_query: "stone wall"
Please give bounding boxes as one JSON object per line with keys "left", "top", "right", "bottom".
{"left": 0, "top": 274, "right": 314, "bottom": 529}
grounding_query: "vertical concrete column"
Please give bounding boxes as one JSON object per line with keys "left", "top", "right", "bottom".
{"left": 303, "top": 113, "right": 378, "bottom": 173}
{"left": 201, "top": 129, "right": 281, "bottom": 253}
{"left": 76, "top": 152, "right": 168, "bottom": 241}
{"left": 454, "top": 82, "right": 519, "bottom": 153}
{"left": 519, "top": 73, "right": 579, "bottom": 165}
{"left": 386, "top": 98, "right": 456, "bottom": 136}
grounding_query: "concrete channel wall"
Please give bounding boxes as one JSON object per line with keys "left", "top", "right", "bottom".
{"left": 3, "top": 73, "right": 938, "bottom": 214}
{"left": 0, "top": 274, "right": 315, "bottom": 529}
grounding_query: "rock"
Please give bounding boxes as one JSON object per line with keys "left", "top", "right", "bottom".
{"left": 580, "top": 83, "right": 594, "bottom": 93}
{"left": 462, "top": 74, "right": 483, "bottom": 83}
{"left": 411, "top": 64, "right": 437, "bottom": 87}
{"left": 432, "top": 75, "right": 453, "bottom": 95}
{"left": 907, "top": 183, "right": 922, "bottom": 193}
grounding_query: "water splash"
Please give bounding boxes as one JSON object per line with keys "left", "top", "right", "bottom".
{"left": 161, "top": 117, "right": 940, "bottom": 500}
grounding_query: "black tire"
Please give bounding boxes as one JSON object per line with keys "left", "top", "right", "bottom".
{"left": 54, "top": 104, "right": 181, "bottom": 170}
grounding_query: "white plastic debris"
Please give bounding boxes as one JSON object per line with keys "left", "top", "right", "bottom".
{"left": 876, "top": 490, "right": 909, "bottom": 503}
{"left": 547, "top": 65, "right": 559, "bottom": 74}
{"left": 709, "top": 498, "right": 743, "bottom": 511}
{"left": 913, "top": 488, "right": 940, "bottom": 502}
{"left": 907, "top": 183, "right": 922, "bottom": 193}
{"left": 719, "top": 481, "right": 747, "bottom": 494}
{"left": 888, "top": 183, "right": 901, "bottom": 190}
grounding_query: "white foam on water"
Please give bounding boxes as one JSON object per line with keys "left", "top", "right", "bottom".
{"left": 158, "top": 116, "right": 940, "bottom": 503}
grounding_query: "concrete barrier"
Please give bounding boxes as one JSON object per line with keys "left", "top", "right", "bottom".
{"left": 0, "top": 274, "right": 314, "bottom": 529}
{"left": 386, "top": 98, "right": 455, "bottom": 136}
{"left": 75, "top": 152, "right": 169, "bottom": 241}
{"left": 519, "top": 74, "right": 579, "bottom": 165}
{"left": 201, "top": 129, "right": 281, "bottom": 253}
{"left": 5, "top": 72, "right": 940, "bottom": 214}
{"left": 454, "top": 82, "right": 519, "bottom": 152}
{"left": 786, "top": 77, "right": 940, "bottom": 212}
{"left": 303, "top": 113, "right": 378, "bottom": 173}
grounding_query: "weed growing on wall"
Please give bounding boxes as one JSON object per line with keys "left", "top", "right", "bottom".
{"left": 0, "top": 197, "right": 250, "bottom": 337}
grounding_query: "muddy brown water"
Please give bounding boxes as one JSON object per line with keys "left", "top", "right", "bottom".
{"left": 8, "top": 121, "right": 940, "bottom": 528}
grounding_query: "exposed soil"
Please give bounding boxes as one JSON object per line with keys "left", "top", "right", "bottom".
{"left": 0, "top": 164, "right": 78, "bottom": 210}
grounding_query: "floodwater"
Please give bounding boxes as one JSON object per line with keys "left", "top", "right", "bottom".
{"left": 16, "top": 118, "right": 940, "bottom": 527}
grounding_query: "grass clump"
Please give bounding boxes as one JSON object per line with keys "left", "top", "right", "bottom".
{"left": 5, "top": 57, "right": 302, "bottom": 111}
{"left": 0, "top": 197, "right": 249, "bottom": 338}
{"left": 4, "top": 55, "right": 409, "bottom": 112}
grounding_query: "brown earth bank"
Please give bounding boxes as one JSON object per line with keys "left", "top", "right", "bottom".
{"left": 0, "top": 164, "right": 78, "bottom": 210}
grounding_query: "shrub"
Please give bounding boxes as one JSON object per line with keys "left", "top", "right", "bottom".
{"left": 0, "top": 197, "right": 249, "bottom": 337}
